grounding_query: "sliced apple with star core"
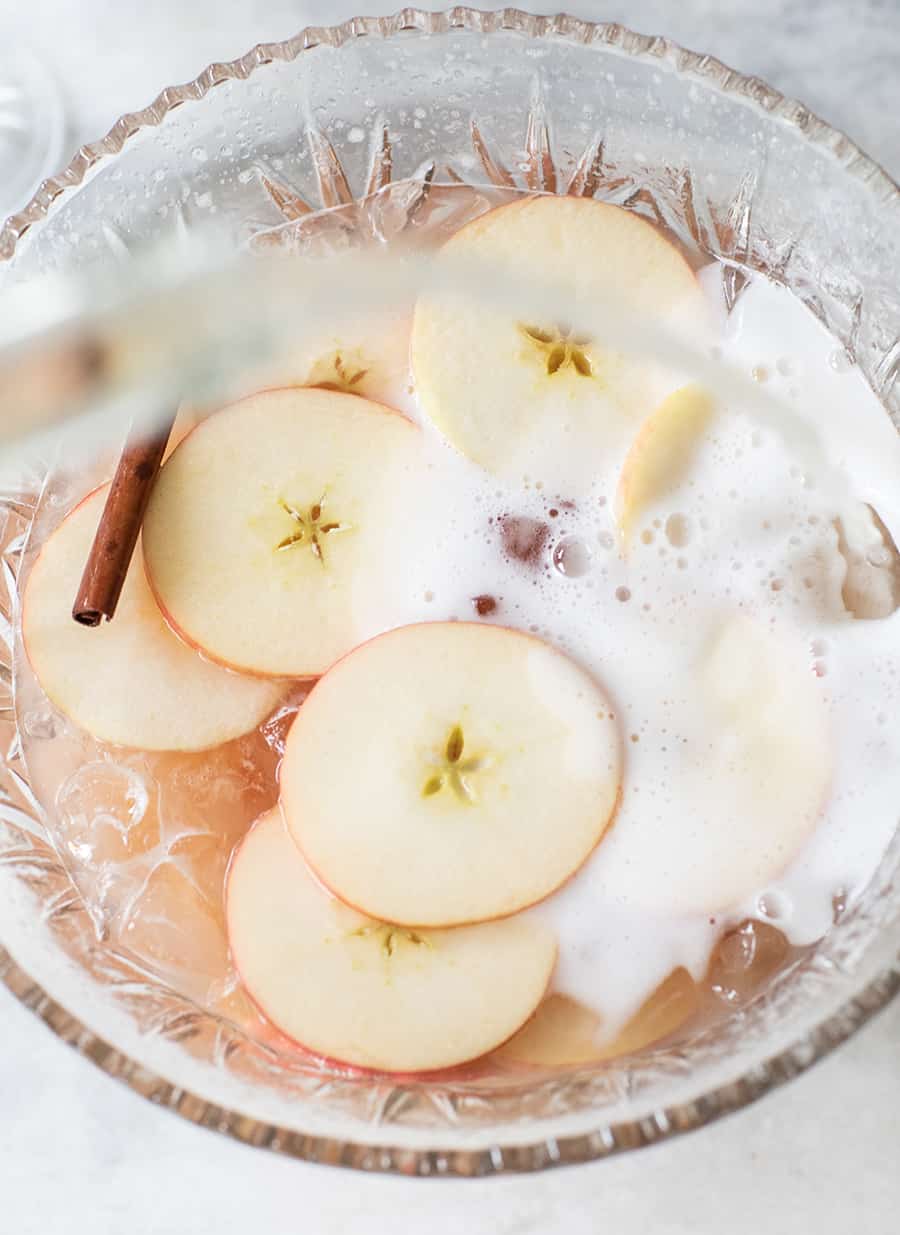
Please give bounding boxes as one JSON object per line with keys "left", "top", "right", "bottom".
{"left": 411, "top": 194, "right": 706, "bottom": 479}
{"left": 281, "top": 309, "right": 414, "bottom": 417}
{"left": 21, "top": 487, "right": 282, "bottom": 751}
{"left": 280, "top": 621, "right": 622, "bottom": 927}
{"left": 226, "top": 809, "right": 557, "bottom": 1072}
{"left": 142, "top": 387, "right": 421, "bottom": 678}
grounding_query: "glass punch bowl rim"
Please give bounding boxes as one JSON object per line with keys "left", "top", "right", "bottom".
{"left": 1, "top": 6, "right": 899, "bottom": 1176}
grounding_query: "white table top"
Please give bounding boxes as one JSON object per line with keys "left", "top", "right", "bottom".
{"left": 3, "top": 3, "right": 899, "bottom": 1231}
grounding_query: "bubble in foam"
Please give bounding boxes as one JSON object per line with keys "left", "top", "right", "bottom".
{"left": 552, "top": 537, "right": 592, "bottom": 578}
{"left": 757, "top": 891, "right": 791, "bottom": 922}
{"left": 829, "top": 348, "right": 852, "bottom": 373}
{"left": 615, "top": 586, "right": 631, "bottom": 603}
{"left": 665, "top": 513, "right": 691, "bottom": 548}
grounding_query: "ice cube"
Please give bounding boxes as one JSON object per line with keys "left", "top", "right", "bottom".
{"left": 835, "top": 503, "right": 900, "bottom": 619}
{"left": 707, "top": 918, "right": 789, "bottom": 1004}
{"left": 55, "top": 760, "right": 155, "bottom": 864}
{"left": 153, "top": 729, "right": 279, "bottom": 849}
{"left": 117, "top": 859, "right": 230, "bottom": 998}
{"left": 260, "top": 688, "right": 309, "bottom": 757}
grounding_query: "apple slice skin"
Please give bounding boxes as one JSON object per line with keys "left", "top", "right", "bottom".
{"left": 225, "top": 810, "right": 557, "bottom": 1074}
{"left": 142, "top": 386, "right": 421, "bottom": 680}
{"left": 281, "top": 621, "right": 622, "bottom": 929}
{"left": 21, "top": 486, "right": 283, "bottom": 752}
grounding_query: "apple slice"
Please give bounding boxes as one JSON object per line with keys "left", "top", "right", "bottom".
{"left": 606, "top": 614, "right": 831, "bottom": 914}
{"left": 166, "top": 400, "right": 203, "bottom": 458}
{"left": 281, "top": 621, "right": 622, "bottom": 927}
{"left": 698, "top": 616, "right": 830, "bottom": 905}
{"left": 277, "top": 309, "right": 414, "bottom": 418}
{"left": 411, "top": 195, "right": 706, "bottom": 479}
{"left": 226, "top": 809, "right": 557, "bottom": 1072}
{"left": 142, "top": 386, "right": 421, "bottom": 678}
{"left": 21, "top": 487, "right": 283, "bottom": 751}
{"left": 615, "top": 385, "right": 715, "bottom": 544}
{"left": 189, "top": 309, "right": 414, "bottom": 420}
{"left": 495, "top": 968, "right": 698, "bottom": 1069}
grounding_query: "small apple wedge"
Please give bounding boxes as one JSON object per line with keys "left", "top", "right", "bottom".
{"left": 142, "top": 386, "right": 421, "bottom": 678}
{"left": 226, "top": 809, "right": 557, "bottom": 1072}
{"left": 494, "top": 968, "right": 698, "bottom": 1069}
{"left": 411, "top": 195, "right": 706, "bottom": 479}
{"left": 281, "top": 621, "right": 622, "bottom": 927}
{"left": 615, "top": 384, "right": 715, "bottom": 545}
{"left": 21, "top": 487, "right": 282, "bottom": 751}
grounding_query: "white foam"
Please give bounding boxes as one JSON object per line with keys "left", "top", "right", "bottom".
{"left": 371, "top": 265, "right": 900, "bottom": 1034}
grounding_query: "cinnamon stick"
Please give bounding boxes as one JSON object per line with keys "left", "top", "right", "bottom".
{"left": 72, "top": 412, "right": 176, "bottom": 626}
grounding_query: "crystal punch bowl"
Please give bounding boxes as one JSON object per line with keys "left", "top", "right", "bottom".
{"left": 1, "top": 9, "right": 899, "bottom": 1175}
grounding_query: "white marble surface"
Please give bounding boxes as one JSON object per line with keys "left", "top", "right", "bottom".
{"left": 2, "top": 3, "right": 899, "bottom": 1231}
